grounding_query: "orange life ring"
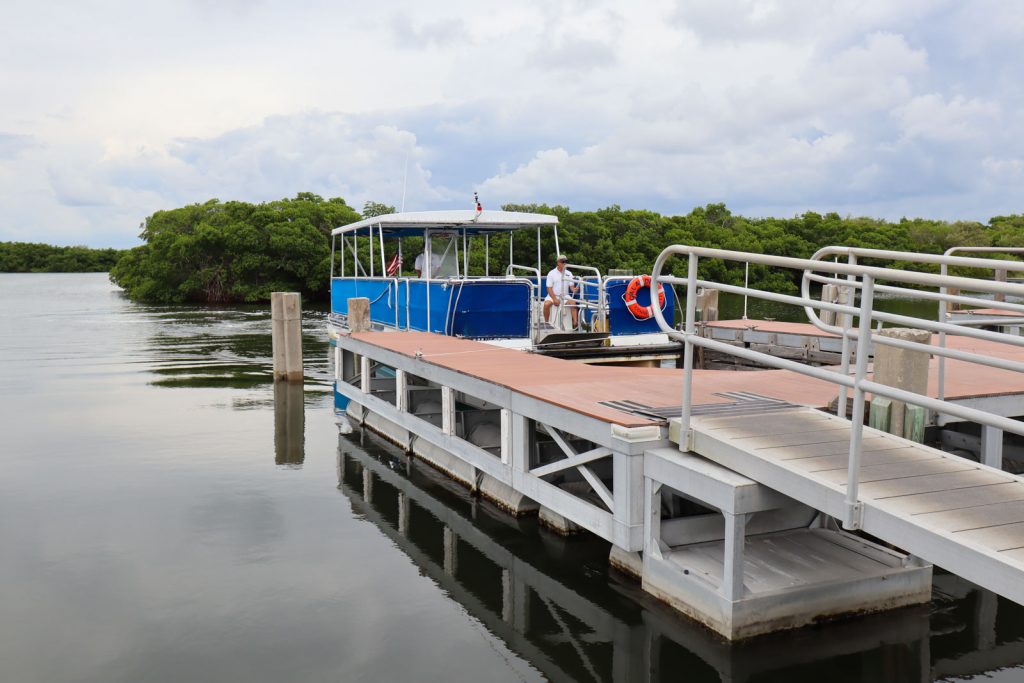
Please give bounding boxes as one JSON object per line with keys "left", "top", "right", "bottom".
{"left": 623, "top": 275, "right": 665, "bottom": 320}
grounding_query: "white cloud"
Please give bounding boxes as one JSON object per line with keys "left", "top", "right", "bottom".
{"left": 1, "top": 0, "right": 1023, "bottom": 247}
{"left": 894, "top": 94, "right": 1000, "bottom": 142}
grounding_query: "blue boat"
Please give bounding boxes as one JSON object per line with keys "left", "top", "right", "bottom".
{"left": 328, "top": 208, "right": 678, "bottom": 360}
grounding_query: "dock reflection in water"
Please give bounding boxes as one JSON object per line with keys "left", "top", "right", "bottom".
{"left": 336, "top": 431, "right": 1024, "bottom": 682}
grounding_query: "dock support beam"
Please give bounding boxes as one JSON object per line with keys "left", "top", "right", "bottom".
{"left": 723, "top": 513, "right": 747, "bottom": 601}
{"left": 442, "top": 386, "right": 455, "bottom": 436}
{"left": 271, "top": 292, "right": 303, "bottom": 382}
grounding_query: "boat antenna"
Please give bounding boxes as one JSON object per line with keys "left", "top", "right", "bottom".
{"left": 474, "top": 192, "right": 482, "bottom": 215}
{"left": 400, "top": 149, "right": 410, "bottom": 212}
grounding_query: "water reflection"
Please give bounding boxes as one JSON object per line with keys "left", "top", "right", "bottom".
{"left": 274, "top": 381, "right": 305, "bottom": 468}
{"left": 338, "top": 431, "right": 1024, "bottom": 683}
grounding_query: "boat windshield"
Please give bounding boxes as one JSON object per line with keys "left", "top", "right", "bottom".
{"left": 428, "top": 235, "right": 459, "bottom": 278}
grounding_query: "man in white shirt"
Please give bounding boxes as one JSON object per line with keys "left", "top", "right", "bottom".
{"left": 544, "top": 255, "right": 579, "bottom": 328}
{"left": 414, "top": 250, "right": 442, "bottom": 278}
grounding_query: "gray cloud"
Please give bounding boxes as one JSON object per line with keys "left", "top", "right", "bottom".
{"left": 529, "top": 36, "right": 616, "bottom": 71}
{"left": 0, "top": 132, "right": 38, "bottom": 159}
{"left": 391, "top": 14, "right": 472, "bottom": 49}
{"left": 2, "top": 0, "right": 1024, "bottom": 247}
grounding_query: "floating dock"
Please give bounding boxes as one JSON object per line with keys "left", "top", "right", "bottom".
{"left": 332, "top": 326, "right": 1024, "bottom": 639}
{"left": 331, "top": 244, "right": 1024, "bottom": 640}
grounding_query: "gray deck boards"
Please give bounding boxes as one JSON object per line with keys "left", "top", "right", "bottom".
{"left": 688, "top": 408, "right": 1024, "bottom": 604}
{"left": 666, "top": 529, "right": 900, "bottom": 595}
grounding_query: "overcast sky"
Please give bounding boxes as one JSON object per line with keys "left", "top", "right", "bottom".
{"left": 1, "top": 1, "right": 1022, "bottom": 247}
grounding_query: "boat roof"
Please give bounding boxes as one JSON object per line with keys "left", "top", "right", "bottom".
{"left": 331, "top": 209, "right": 558, "bottom": 237}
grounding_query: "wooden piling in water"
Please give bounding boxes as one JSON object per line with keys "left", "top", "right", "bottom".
{"left": 271, "top": 292, "right": 303, "bottom": 382}
{"left": 873, "top": 328, "right": 930, "bottom": 441}
{"left": 348, "top": 297, "right": 371, "bottom": 333}
{"left": 695, "top": 288, "right": 719, "bottom": 322}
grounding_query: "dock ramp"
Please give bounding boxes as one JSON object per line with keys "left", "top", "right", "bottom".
{"left": 683, "top": 407, "right": 1024, "bottom": 605}
{"left": 650, "top": 243, "right": 1024, "bottom": 609}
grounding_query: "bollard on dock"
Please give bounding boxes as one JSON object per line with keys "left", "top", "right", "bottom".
{"left": 271, "top": 292, "right": 303, "bottom": 382}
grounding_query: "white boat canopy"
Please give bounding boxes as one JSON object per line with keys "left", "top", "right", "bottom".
{"left": 331, "top": 209, "right": 558, "bottom": 237}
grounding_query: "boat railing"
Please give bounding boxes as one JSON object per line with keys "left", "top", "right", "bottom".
{"left": 506, "top": 264, "right": 542, "bottom": 299}
{"left": 650, "top": 244, "right": 1024, "bottom": 531}
{"left": 565, "top": 264, "right": 606, "bottom": 330}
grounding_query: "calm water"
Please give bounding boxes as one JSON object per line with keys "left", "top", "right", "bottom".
{"left": 2, "top": 273, "right": 1024, "bottom": 683}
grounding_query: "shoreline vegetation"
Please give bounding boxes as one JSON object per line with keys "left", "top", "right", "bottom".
{"left": 5, "top": 192, "right": 1023, "bottom": 304}
{"left": 0, "top": 242, "right": 123, "bottom": 273}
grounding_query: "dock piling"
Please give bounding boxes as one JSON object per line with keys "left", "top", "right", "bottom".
{"left": 348, "top": 297, "right": 371, "bottom": 332}
{"left": 695, "top": 288, "right": 719, "bottom": 322}
{"left": 271, "top": 292, "right": 303, "bottom": 382}
{"left": 873, "top": 328, "right": 931, "bottom": 439}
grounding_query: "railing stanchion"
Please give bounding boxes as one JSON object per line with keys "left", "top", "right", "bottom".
{"left": 844, "top": 274, "right": 875, "bottom": 530}
{"left": 679, "top": 254, "right": 699, "bottom": 452}
{"left": 938, "top": 261, "right": 948, "bottom": 405}
{"left": 836, "top": 254, "right": 857, "bottom": 419}
{"left": 742, "top": 261, "right": 749, "bottom": 320}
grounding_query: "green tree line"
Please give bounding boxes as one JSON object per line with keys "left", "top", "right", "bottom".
{"left": 21, "top": 191, "right": 1018, "bottom": 303}
{"left": 110, "top": 193, "right": 360, "bottom": 303}
{"left": 0, "top": 242, "right": 124, "bottom": 273}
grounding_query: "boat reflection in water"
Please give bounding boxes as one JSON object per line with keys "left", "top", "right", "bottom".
{"left": 336, "top": 431, "right": 1024, "bottom": 682}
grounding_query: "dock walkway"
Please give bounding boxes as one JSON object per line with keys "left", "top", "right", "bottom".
{"left": 687, "top": 408, "right": 1024, "bottom": 605}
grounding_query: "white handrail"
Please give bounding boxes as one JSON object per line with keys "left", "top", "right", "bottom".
{"left": 808, "top": 246, "right": 1024, "bottom": 407}
{"left": 938, "top": 247, "right": 1024, "bottom": 405}
{"left": 649, "top": 244, "right": 1024, "bottom": 531}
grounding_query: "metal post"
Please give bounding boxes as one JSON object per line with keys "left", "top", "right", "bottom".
{"left": 485, "top": 234, "right": 489, "bottom": 276}
{"left": 742, "top": 261, "right": 749, "bottom": 320}
{"left": 378, "top": 223, "right": 386, "bottom": 276}
{"left": 425, "top": 233, "right": 432, "bottom": 332}
{"left": 463, "top": 229, "right": 468, "bottom": 277}
{"left": 938, "top": 262, "right": 948, "bottom": 404}
{"left": 369, "top": 229, "right": 374, "bottom": 277}
{"left": 536, "top": 226, "right": 542, "bottom": 293}
{"left": 330, "top": 235, "right": 335, "bottom": 279}
{"left": 679, "top": 254, "right": 699, "bottom": 451}
{"left": 837, "top": 254, "right": 857, "bottom": 419}
{"left": 844, "top": 274, "right": 875, "bottom": 530}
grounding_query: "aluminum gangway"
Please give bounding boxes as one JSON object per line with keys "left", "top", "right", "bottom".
{"left": 650, "top": 244, "right": 1024, "bottom": 606}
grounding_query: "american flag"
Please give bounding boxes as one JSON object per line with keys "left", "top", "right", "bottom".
{"left": 386, "top": 252, "right": 402, "bottom": 276}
